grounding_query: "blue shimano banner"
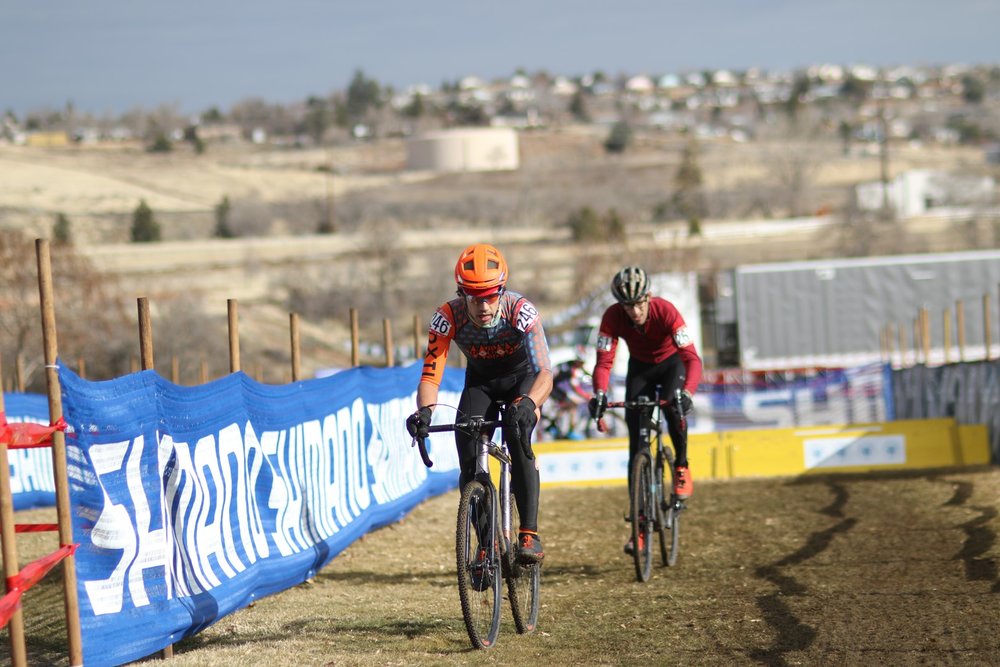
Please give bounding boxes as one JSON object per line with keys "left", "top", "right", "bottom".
{"left": 3, "top": 392, "right": 57, "bottom": 510}
{"left": 60, "top": 362, "right": 463, "bottom": 667}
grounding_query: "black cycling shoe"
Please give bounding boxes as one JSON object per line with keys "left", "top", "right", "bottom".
{"left": 518, "top": 531, "right": 544, "bottom": 563}
{"left": 623, "top": 532, "right": 645, "bottom": 556}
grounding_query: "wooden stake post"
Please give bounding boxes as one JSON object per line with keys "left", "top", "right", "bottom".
{"left": 897, "top": 323, "right": 907, "bottom": 367}
{"left": 35, "top": 239, "right": 83, "bottom": 666}
{"left": 350, "top": 308, "right": 360, "bottom": 367}
{"left": 383, "top": 318, "right": 394, "bottom": 367}
{"left": 412, "top": 314, "right": 422, "bottom": 363}
{"left": 956, "top": 300, "right": 966, "bottom": 362}
{"left": 943, "top": 307, "right": 952, "bottom": 364}
{"left": 985, "top": 294, "right": 993, "bottom": 362}
{"left": 290, "top": 313, "right": 301, "bottom": 382}
{"left": 0, "top": 358, "right": 28, "bottom": 666}
{"left": 919, "top": 307, "right": 930, "bottom": 365}
{"left": 228, "top": 299, "right": 241, "bottom": 373}
{"left": 136, "top": 297, "right": 175, "bottom": 659}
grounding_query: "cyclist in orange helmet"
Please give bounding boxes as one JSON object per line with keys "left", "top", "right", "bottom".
{"left": 406, "top": 243, "right": 553, "bottom": 562}
{"left": 587, "top": 265, "right": 702, "bottom": 555}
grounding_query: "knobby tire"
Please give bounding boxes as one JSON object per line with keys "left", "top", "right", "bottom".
{"left": 505, "top": 488, "right": 541, "bottom": 634}
{"left": 630, "top": 452, "right": 654, "bottom": 582}
{"left": 456, "top": 480, "right": 502, "bottom": 649}
{"left": 658, "top": 445, "right": 680, "bottom": 566}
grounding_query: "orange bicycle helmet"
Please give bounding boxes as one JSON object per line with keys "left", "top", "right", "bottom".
{"left": 455, "top": 243, "right": 509, "bottom": 296}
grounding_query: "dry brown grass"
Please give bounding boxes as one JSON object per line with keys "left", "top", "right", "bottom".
{"left": 5, "top": 466, "right": 1000, "bottom": 666}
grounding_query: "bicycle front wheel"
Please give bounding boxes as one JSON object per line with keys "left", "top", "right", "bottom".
{"left": 456, "top": 480, "right": 502, "bottom": 649}
{"left": 629, "top": 451, "right": 654, "bottom": 582}
{"left": 506, "top": 488, "right": 540, "bottom": 634}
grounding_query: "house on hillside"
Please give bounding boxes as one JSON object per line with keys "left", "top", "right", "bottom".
{"left": 855, "top": 170, "right": 996, "bottom": 219}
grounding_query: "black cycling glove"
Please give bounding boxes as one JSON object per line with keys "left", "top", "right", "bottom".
{"left": 504, "top": 395, "right": 538, "bottom": 459}
{"left": 679, "top": 390, "right": 694, "bottom": 415}
{"left": 405, "top": 406, "right": 432, "bottom": 439}
{"left": 588, "top": 391, "right": 608, "bottom": 420}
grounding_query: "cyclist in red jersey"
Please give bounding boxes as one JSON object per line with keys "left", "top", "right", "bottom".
{"left": 405, "top": 243, "right": 553, "bottom": 562}
{"left": 587, "top": 266, "right": 702, "bottom": 555}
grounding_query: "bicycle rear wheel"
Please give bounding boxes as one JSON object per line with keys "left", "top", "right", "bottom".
{"left": 629, "top": 451, "right": 654, "bottom": 582}
{"left": 657, "top": 445, "right": 680, "bottom": 567}
{"left": 505, "top": 488, "right": 540, "bottom": 634}
{"left": 456, "top": 480, "right": 502, "bottom": 649}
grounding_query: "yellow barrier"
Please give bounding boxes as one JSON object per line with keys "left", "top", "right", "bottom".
{"left": 531, "top": 418, "right": 991, "bottom": 488}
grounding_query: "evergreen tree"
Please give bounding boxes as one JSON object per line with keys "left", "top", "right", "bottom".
{"left": 148, "top": 133, "right": 172, "bottom": 153}
{"left": 569, "top": 90, "right": 589, "bottom": 122}
{"left": 304, "top": 96, "right": 331, "bottom": 145}
{"left": 316, "top": 216, "right": 335, "bottom": 235}
{"left": 785, "top": 74, "right": 810, "bottom": 119}
{"left": 674, "top": 140, "right": 706, "bottom": 235}
{"left": 403, "top": 93, "right": 425, "bottom": 119}
{"left": 183, "top": 125, "right": 205, "bottom": 154}
{"left": 604, "top": 121, "right": 631, "bottom": 154}
{"left": 131, "top": 199, "right": 161, "bottom": 242}
{"left": 53, "top": 212, "right": 72, "bottom": 244}
{"left": 346, "top": 69, "right": 381, "bottom": 123}
{"left": 567, "top": 206, "right": 602, "bottom": 241}
{"left": 961, "top": 75, "right": 985, "bottom": 104}
{"left": 606, "top": 209, "right": 626, "bottom": 239}
{"left": 214, "top": 196, "right": 234, "bottom": 238}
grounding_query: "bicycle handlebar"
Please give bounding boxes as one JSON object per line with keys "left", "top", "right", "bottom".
{"left": 597, "top": 389, "right": 685, "bottom": 434}
{"left": 605, "top": 397, "right": 673, "bottom": 410}
{"left": 427, "top": 418, "right": 503, "bottom": 434}
{"left": 414, "top": 417, "right": 504, "bottom": 469}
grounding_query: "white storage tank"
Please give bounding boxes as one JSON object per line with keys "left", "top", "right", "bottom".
{"left": 406, "top": 127, "right": 519, "bottom": 172}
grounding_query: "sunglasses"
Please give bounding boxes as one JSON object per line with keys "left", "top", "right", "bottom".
{"left": 459, "top": 287, "right": 504, "bottom": 304}
{"left": 621, "top": 296, "right": 649, "bottom": 309}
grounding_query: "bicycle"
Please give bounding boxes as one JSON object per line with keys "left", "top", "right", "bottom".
{"left": 603, "top": 387, "right": 686, "bottom": 582}
{"left": 414, "top": 407, "right": 541, "bottom": 649}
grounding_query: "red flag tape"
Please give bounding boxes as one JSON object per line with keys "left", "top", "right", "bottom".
{"left": 0, "top": 543, "right": 78, "bottom": 628}
{"left": 0, "top": 414, "right": 68, "bottom": 449}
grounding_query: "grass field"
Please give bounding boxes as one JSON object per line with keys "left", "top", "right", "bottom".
{"left": 4, "top": 465, "right": 1000, "bottom": 666}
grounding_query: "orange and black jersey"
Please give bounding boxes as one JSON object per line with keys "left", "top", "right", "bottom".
{"left": 420, "top": 289, "right": 551, "bottom": 386}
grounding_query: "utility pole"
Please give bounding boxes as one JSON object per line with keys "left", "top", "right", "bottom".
{"left": 323, "top": 146, "right": 336, "bottom": 234}
{"left": 878, "top": 71, "right": 893, "bottom": 221}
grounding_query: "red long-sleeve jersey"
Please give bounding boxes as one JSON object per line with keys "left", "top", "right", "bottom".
{"left": 592, "top": 296, "right": 702, "bottom": 395}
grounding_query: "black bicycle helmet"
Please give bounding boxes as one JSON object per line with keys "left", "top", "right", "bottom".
{"left": 611, "top": 266, "right": 650, "bottom": 304}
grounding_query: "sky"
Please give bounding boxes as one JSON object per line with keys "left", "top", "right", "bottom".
{"left": 2, "top": 0, "right": 998, "bottom": 116}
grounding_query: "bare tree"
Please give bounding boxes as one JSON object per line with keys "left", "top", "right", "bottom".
{"left": 758, "top": 122, "right": 835, "bottom": 218}
{"left": 362, "top": 218, "right": 408, "bottom": 317}
{"left": 0, "top": 231, "right": 132, "bottom": 388}
{"left": 146, "top": 295, "right": 231, "bottom": 383}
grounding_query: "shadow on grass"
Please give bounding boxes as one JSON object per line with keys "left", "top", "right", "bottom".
{"left": 317, "top": 568, "right": 455, "bottom": 588}
{"left": 751, "top": 482, "right": 859, "bottom": 665}
{"left": 172, "top": 612, "right": 476, "bottom": 659}
{"left": 931, "top": 476, "right": 999, "bottom": 590}
{"left": 784, "top": 465, "right": 996, "bottom": 486}
{"left": 533, "top": 562, "right": 618, "bottom": 582}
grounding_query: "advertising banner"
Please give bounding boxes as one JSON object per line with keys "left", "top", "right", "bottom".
{"left": 2, "top": 392, "right": 57, "bottom": 510}
{"left": 59, "top": 362, "right": 462, "bottom": 666}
